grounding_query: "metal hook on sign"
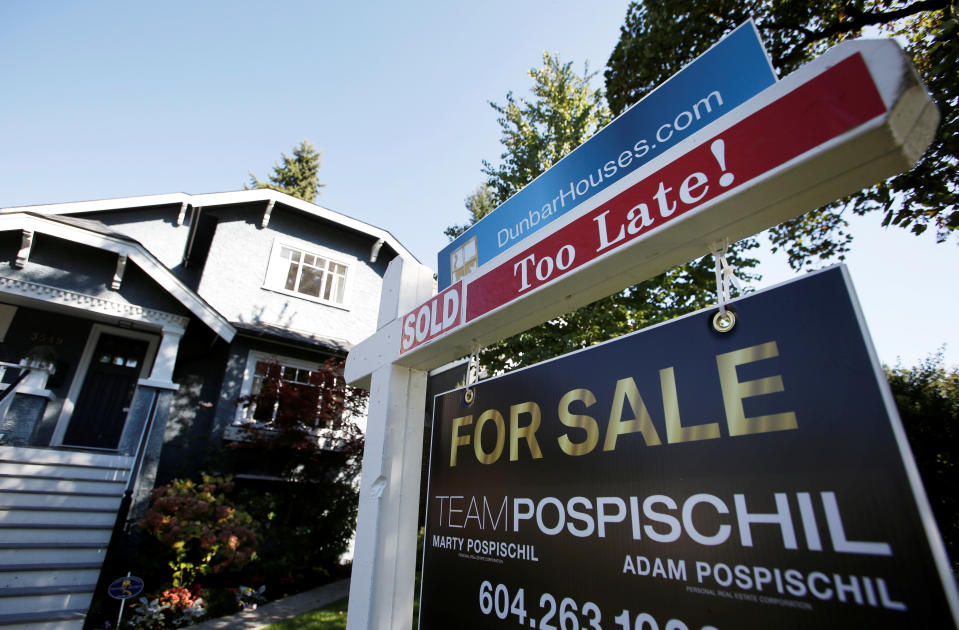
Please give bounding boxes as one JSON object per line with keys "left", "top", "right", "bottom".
{"left": 710, "top": 238, "right": 744, "bottom": 333}
{"left": 464, "top": 343, "right": 481, "bottom": 405}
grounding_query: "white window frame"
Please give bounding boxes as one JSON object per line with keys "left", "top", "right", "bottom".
{"left": 261, "top": 238, "right": 354, "bottom": 310}
{"left": 229, "top": 350, "right": 365, "bottom": 446}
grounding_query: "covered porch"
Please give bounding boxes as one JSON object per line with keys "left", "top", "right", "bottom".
{"left": 0, "top": 212, "right": 234, "bottom": 629}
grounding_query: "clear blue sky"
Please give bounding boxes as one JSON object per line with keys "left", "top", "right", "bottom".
{"left": 1, "top": 1, "right": 955, "bottom": 368}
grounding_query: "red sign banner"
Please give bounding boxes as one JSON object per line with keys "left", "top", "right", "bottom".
{"left": 465, "top": 53, "right": 885, "bottom": 322}
{"left": 400, "top": 281, "right": 464, "bottom": 353}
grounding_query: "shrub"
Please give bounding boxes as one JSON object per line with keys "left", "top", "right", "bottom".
{"left": 223, "top": 357, "right": 366, "bottom": 590}
{"left": 233, "top": 477, "right": 358, "bottom": 590}
{"left": 139, "top": 475, "right": 258, "bottom": 587}
{"left": 886, "top": 350, "right": 959, "bottom": 570}
{"left": 124, "top": 585, "right": 207, "bottom": 629}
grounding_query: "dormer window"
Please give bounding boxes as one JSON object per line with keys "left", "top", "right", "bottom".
{"left": 264, "top": 240, "right": 351, "bottom": 307}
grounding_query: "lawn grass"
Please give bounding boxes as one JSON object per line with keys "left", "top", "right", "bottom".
{"left": 263, "top": 597, "right": 349, "bottom": 630}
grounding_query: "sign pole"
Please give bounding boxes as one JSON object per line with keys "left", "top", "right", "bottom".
{"left": 346, "top": 257, "right": 434, "bottom": 630}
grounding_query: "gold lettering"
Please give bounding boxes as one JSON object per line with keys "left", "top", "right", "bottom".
{"left": 474, "top": 409, "right": 505, "bottom": 464}
{"left": 660, "top": 367, "right": 719, "bottom": 443}
{"left": 716, "top": 341, "right": 798, "bottom": 436}
{"left": 557, "top": 388, "right": 599, "bottom": 455}
{"left": 509, "top": 402, "right": 543, "bottom": 461}
{"left": 603, "top": 377, "right": 663, "bottom": 450}
{"left": 450, "top": 415, "right": 473, "bottom": 466}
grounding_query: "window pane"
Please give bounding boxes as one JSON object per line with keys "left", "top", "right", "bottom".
{"left": 244, "top": 358, "right": 334, "bottom": 427}
{"left": 281, "top": 247, "right": 300, "bottom": 263}
{"left": 304, "top": 253, "right": 315, "bottom": 266}
{"left": 322, "top": 275, "right": 334, "bottom": 301}
{"left": 325, "top": 263, "right": 347, "bottom": 303}
{"left": 252, "top": 392, "right": 277, "bottom": 422}
{"left": 298, "top": 266, "right": 324, "bottom": 297}
{"left": 285, "top": 261, "right": 299, "bottom": 291}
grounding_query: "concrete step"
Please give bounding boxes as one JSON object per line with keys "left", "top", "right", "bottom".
{"left": 0, "top": 542, "right": 107, "bottom": 564}
{"left": 0, "top": 505, "right": 117, "bottom": 527}
{"left": 0, "top": 586, "right": 94, "bottom": 614}
{"left": 0, "top": 609, "right": 86, "bottom": 629}
{"left": 0, "top": 474, "right": 126, "bottom": 495}
{"left": 0, "top": 562, "right": 101, "bottom": 589}
{"left": 0, "top": 523, "right": 113, "bottom": 544}
{"left": 0, "top": 461, "right": 129, "bottom": 482}
{"left": 0, "top": 490, "right": 122, "bottom": 510}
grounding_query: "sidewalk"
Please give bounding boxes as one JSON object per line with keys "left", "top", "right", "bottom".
{"left": 188, "top": 579, "right": 351, "bottom": 630}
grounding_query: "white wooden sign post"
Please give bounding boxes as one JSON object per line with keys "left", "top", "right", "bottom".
{"left": 345, "top": 258, "right": 434, "bottom": 630}
{"left": 344, "top": 38, "right": 938, "bottom": 630}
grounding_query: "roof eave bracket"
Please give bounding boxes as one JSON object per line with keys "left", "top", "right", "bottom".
{"left": 15, "top": 230, "right": 33, "bottom": 269}
{"left": 111, "top": 254, "right": 128, "bottom": 291}
{"left": 370, "top": 238, "right": 385, "bottom": 262}
{"left": 261, "top": 199, "right": 275, "bottom": 229}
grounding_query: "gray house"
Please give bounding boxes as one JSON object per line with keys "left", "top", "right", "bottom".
{"left": 0, "top": 190, "right": 415, "bottom": 628}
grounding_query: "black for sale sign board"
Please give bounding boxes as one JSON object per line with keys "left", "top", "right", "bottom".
{"left": 418, "top": 266, "right": 958, "bottom": 629}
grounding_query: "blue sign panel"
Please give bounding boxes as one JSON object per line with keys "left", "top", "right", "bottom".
{"left": 438, "top": 21, "right": 777, "bottom": 289}
{"left": 108, "top": 575, "right": 145, "bottom": 600}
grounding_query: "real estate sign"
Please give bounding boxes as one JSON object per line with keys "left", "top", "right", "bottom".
{"left": 346, "top": 27, "right": 945, "bottom": 630}
{"left": 419, "top": 267, "right": 959, "bottom": 629}
{"left": 436, "top": 21, "right": 777, "bottom": 289}
{"left": 462, "top": 52, "right": 881, "bottom": 322}
{"left": 379, "top": 38, "right": 937, "bottom": 367}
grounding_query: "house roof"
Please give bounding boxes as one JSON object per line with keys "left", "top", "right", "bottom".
{"left": 0, "top": 189, "right": 419, "bottom": 264}
{"left": 34, "top": 212, "right": 143, "bottom": 243}
{"left": 232, "top": 321, "right": 352, "bottom": 355}
{"left": 0, "top": 212, "right": 236, "bottom": 341}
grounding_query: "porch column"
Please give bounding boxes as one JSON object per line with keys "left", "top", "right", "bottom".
{"left": 139, "top": 326, "right": 183, "bottom": 388}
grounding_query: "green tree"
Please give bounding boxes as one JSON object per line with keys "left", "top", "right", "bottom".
{"left": 449, "top": 52, "right": 759, "bottom": 374}
{"left": 605, "top": 1, "right": 958, "bottom": 270}
{"left": 482, "top": 53, "right": 612, "bottom": 203}
{"left": 248, "top": 140, "right": 325, "bottom": 202}
{"left": 885, "top": 351, "right": 959, "bottom": 571}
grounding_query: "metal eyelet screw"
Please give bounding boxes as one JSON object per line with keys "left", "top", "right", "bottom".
{"left": 712, "top": 310, "right": 737, "bottom": 333}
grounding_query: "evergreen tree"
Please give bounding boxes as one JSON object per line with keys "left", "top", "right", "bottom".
{"left": 248, "top": 140, "right": 325, "bottom": 202}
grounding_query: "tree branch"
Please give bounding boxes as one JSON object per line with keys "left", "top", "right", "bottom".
{"left": 771, "top": 0, "right": 950, "bottom": 67}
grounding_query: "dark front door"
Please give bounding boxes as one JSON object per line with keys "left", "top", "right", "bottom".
{"left": 63, "top": 333, "right": 150, "bottom": 449}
